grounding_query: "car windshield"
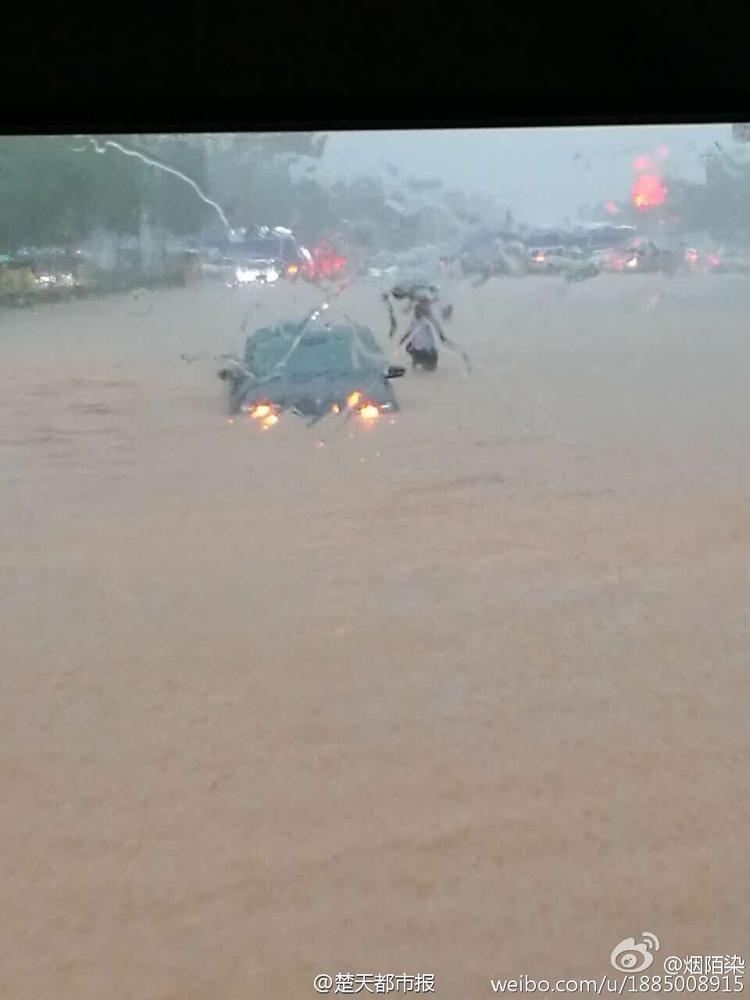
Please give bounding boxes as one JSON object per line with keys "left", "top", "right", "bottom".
{"left": 243, "top": 237, "right": 283, "bottom": 258}
{"left": 249, "top": 327, "right": 378, "bottom": 379}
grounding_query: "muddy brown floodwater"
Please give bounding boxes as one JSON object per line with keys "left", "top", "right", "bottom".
{"left": 1, "top": 274, "right": 749, "bottom": 999}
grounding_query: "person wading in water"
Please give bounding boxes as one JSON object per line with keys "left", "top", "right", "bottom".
{"left": 399, "top": 301, "right": 447, "bottom": 371}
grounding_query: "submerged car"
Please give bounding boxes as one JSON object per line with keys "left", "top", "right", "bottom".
{"left": 218, "top": 320, "right": 405, "bottom": 425}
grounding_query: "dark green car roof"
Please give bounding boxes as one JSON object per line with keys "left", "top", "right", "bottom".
{"left": 245, "top": 322, "right": 384, "bottom": 379}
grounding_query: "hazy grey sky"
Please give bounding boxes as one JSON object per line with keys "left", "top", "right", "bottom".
{"left": 321, "top": 124, "right": 730, "bottom": 225}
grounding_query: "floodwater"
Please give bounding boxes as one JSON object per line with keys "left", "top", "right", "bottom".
{"left": 1, "top": 274, "right": 749, "bottom": 998}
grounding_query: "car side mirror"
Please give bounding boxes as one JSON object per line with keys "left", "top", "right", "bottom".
{"left": 385, "top": 365, "right": 406, "bottom": 379}
{"left": 217, "top": 358, "right": 245, "bottom": 382}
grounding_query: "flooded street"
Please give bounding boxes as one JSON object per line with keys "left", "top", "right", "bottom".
{"left": 1, "top": 275, "right": 749, "bottom": 998}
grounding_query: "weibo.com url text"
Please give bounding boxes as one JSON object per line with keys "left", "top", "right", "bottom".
{"left": 490, "top": 974, "right": 744, "bottom": 994}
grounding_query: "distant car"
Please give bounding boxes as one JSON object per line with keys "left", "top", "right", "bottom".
{"left": 196, "top": 227, "right": 311, "bottom": 285}
{"left": 399, "top": 245, "right": 448, "bottom": 280}
{"left": 527, "top": 246, "right": 598, "bottom": 280}
{"left": 460, "top": 232, "right": 519, "bottom": 279}
{"left": 0, "top": 257, "right": 38, "bottom": 305}
{"left": 588, "top": 247, "right": 625, "bottom": 272}
{"left": 5, "top": 250, "right": 81, "bottom": 301}
{"left": 367, "top": 252, "right": 400, "bottom": 279}
{"left": 618, "top": 242, "right": 680, "bottom": 275}
{"left": 506, "top": 226, "right": 633, "bottom": 276}
{"left": 706, "top": 249, "right": 750, "bottom": 274}
{"left": 301, "top": 239, "right": 347, "bottom": 283}
{"left": 459, "top": 227, "right": 531, "bottom": 282}
{"left": 235, "top": 229, "right": 311, "bottom": 284}
{"left": 218, "top": 320, "right": 404, "bottom": 424}
{"left": 527, "top": 246, "right": 566, "bottom": 274}
{"left": 367, "top": 247, "right": 441, "bottom": 284}
{"left": 683, "top": 247, "right": 701, "bottom": 272}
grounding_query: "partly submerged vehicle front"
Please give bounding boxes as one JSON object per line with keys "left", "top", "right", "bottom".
{"left": 219, "top": 320, "right": 404, "bottom": 426}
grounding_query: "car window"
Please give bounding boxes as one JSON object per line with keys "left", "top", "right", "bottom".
{"left": 248, "top": 329, "right": 363, "bottom": 378}
{"left": 244, "top": 237, "right": 280, "bottom": 258}
{"left": 280, "top": 238, "right": 299, "bottom": 262}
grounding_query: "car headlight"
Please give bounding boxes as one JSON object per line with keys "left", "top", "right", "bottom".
{"left": 243, "top": 402, "right": 280, "bottom": 428}
{"left": 249, "top": 403, "right": 273, "bottom": 418}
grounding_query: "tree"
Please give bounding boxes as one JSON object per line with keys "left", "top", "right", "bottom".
{"left": 0, "top": 130, "right": 501, "bottom": 257}
{"left": 202, "top": 132, "right": 329, "bottom": 232}
{"left": 0, "top": 134, "right": 212, "bottom": 250}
